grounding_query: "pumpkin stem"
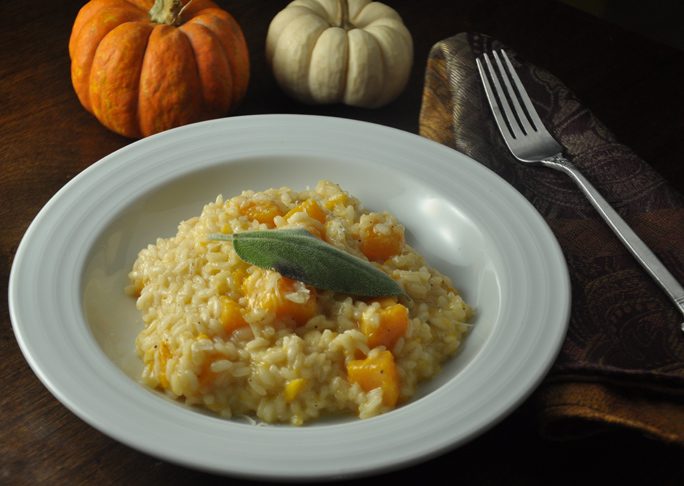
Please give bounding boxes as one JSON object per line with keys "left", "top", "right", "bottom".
{"left": 149, "top": 0, "right": 185, "bottom": 26}
{"left": 336, "top": 0, "right": 355, "bottom": 31}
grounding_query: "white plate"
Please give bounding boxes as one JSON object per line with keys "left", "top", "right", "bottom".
{"left": 9, "top": 115, "right": 569, "bottom": 481}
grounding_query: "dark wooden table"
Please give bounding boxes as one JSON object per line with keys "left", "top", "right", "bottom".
{"left": 3, "top": 0, "right": 684, "bottom": 484}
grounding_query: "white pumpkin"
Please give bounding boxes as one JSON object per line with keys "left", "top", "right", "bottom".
{"left": 266, "top": 0, "right": 413, "bottom": 107}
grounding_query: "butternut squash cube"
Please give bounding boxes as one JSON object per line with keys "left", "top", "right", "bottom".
{"left": 359, "top": 220, "right": 405, "bottom": 262}
{"left": 361, "top": 299, "right": 408, "bottom": 350}
{"left": 285, "top": 198, "right": 327, "bottom": 224}
{"left": 243, "top": 270, "right": 317, "bottom": 327}
{"left": 240, "top": 199, "right": 284, "bottom": 227}
{"left": 285, "top": 198, "right": 327, "bottom": 238}
{"left": 220, "top": 296, "right": 249, "bottom": 335}
{"left": 284, "top": 378, "right": 308, "bottom": 402}
{"left": 347, "top": 350, "right": 400, "bottom": 408}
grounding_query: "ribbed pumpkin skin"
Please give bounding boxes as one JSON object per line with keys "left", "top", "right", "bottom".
{"left": 69, "top": 0, "right": 249, "bottom": 138}
{"left": 265, "top": 0, "right": 412, "bottom": 108}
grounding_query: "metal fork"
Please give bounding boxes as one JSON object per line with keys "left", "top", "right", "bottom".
{"left": 477, "top": 50, "right": 684, "bottom": 330}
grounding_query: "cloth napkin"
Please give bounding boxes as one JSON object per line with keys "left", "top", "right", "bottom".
{"left": 418, "top": 32, "right": 684, "bottom": 445}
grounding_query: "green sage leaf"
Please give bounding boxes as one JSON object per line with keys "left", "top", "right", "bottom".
{"left": 207, "top": 228, "right": 408, "bottom": 299}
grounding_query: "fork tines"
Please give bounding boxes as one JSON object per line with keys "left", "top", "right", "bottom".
{"left": 476, "top": 50, "right": 543, "bottom": 142}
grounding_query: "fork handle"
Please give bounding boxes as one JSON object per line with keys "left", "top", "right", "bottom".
{"left": 544, "top": 155, "right": 684, "bottom": 331}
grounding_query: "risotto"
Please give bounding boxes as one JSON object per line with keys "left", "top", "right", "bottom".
{"left": 126, "top": 180, "right": 472, "bottom": 425}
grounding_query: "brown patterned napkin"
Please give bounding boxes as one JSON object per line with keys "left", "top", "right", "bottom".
{"left": 419, "top": 32, "right": 684, "bottom": 445}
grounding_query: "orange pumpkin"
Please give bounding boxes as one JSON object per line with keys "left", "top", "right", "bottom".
{"left": 69, "top": 0, "right": 250, "bottom": 138}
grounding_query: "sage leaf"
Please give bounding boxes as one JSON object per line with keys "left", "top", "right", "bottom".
{"left": 207, "top": 228, "right": 408, "bottom": 299}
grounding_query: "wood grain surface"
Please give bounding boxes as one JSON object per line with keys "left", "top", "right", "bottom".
{"left": 2, "top": 1, "right": 684, "bottom": 484}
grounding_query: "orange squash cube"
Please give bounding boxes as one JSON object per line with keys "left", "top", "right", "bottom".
{"left": 360, "top": 299, "right": 408, "bottom": 350}
{"left": 285, "top": 199, "right": 327, "bottom": 238}
{"left": 285, "top": 198, "right": 327, "bottom": 224}
{"left": 323, "top": 192, "right": 347, "bottom": 210}
{"left": 359, "top": 221, "right": 405, "bottom": 262}
{"left": 347, "top": 350, "right": 400, "bottom": 407}
{"left": 243, "top": 270, "right": 318, "bottom": 327}
{"left": 220, "top": 296, "right": 249, "bottom": 335}
{"left": 240, "top": 199, "right": 284, "bottom": 227}
{"left": 284, "top": 378, "right": 308, "bottom": 402}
